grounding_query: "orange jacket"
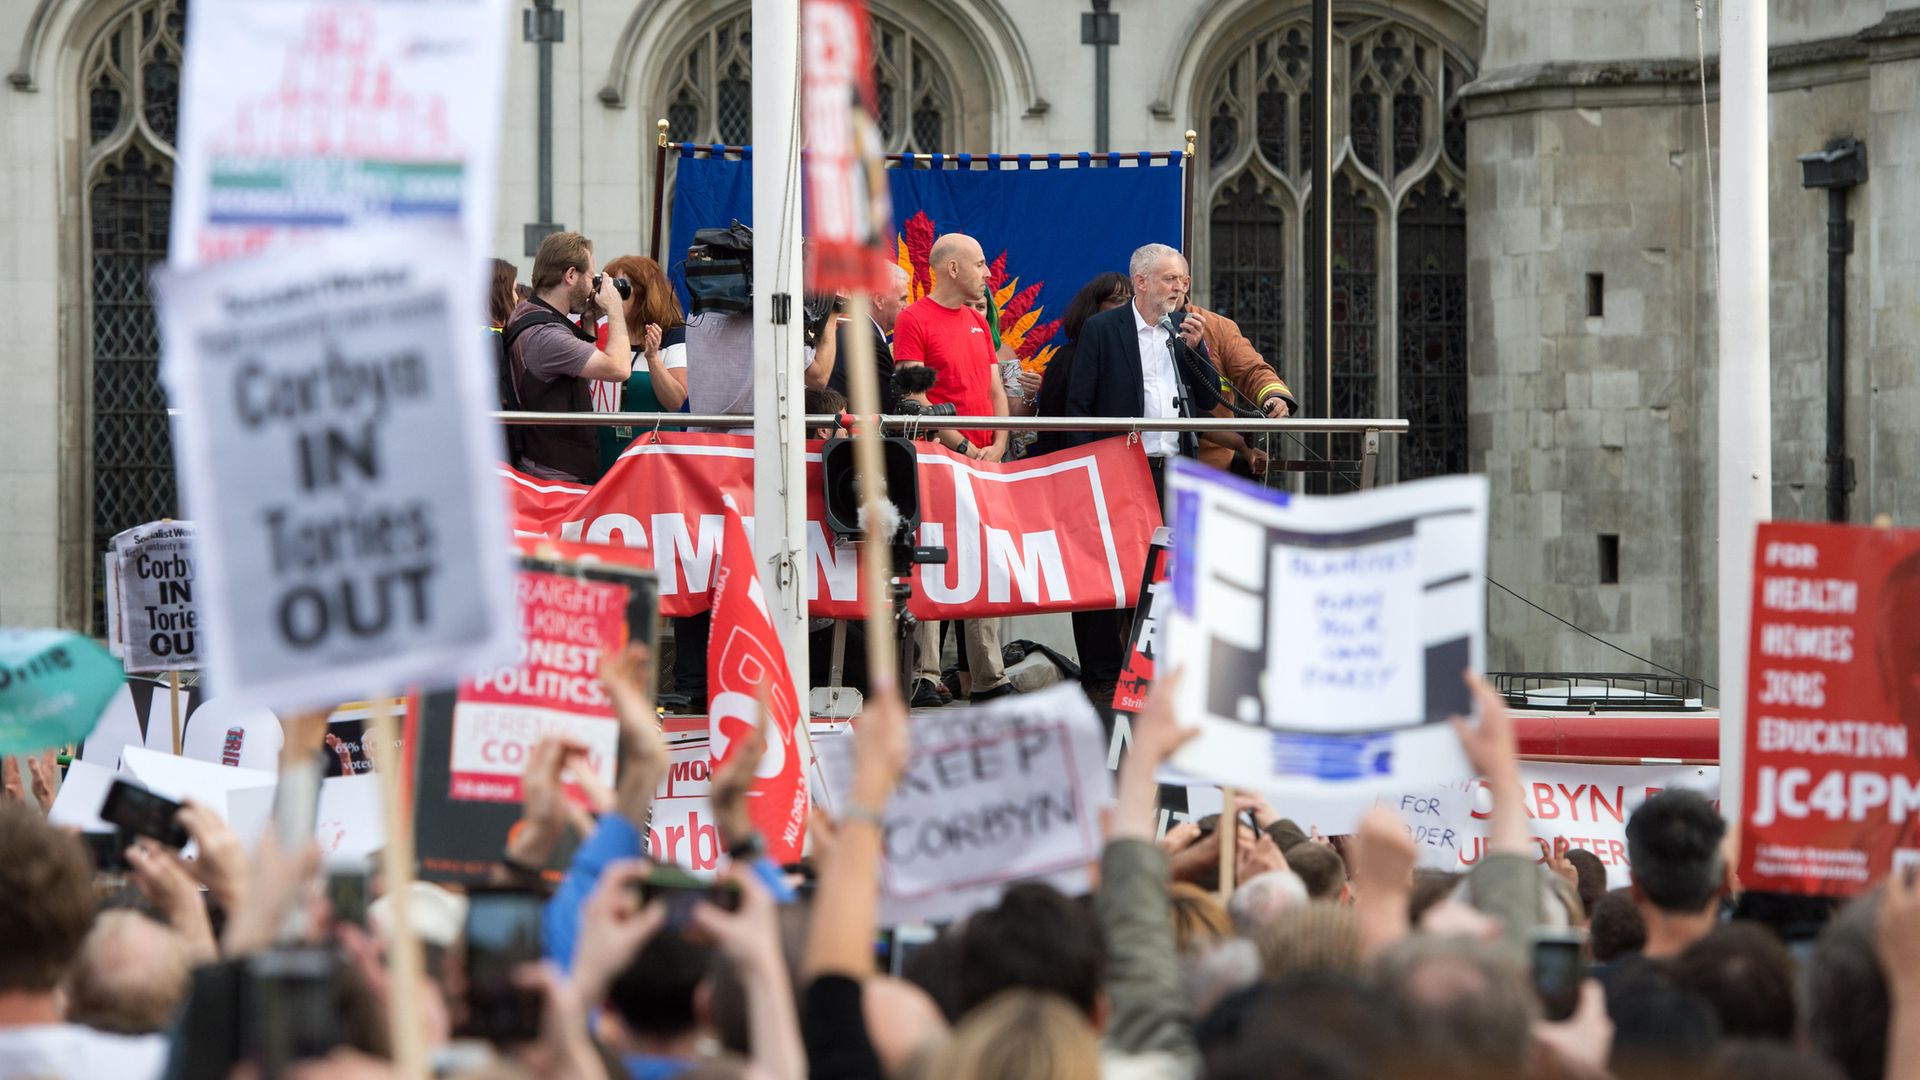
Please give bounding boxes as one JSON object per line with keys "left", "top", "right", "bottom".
{"left": 1188, "top": 305, "right": 1296, "bottom": 471}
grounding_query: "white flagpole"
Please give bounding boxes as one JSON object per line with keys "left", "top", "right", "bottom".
{"left": 1717, "top": 0, "right": 1771, "bottom": 826}
{"left": 752, "top": 0, "right": 811, "bottom": 705}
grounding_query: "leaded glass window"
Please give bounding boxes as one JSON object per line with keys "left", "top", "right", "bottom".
{"left": 82, "top": 0, "right": 184, "bottom": 632}
{"left": 1209, "top": 174, "right": 1285, "bottom": 367}
{"left": 661, "top": 9, "right": 959, "bottom": 153}
{"left": 1199, "top": 16, "right": 1473, "bottom": 484}
{"left": 1398, "top": 176, "right": 1468, "bottom": 478}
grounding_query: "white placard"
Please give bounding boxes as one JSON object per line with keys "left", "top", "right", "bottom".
{"left": 156, "top": 229, "right": 515, "bottom": 707}
{"left": 178, "top": 696, "right": 285, "bottom": 771}
{"left": 170, "top": 0, "right": 508, "bottom": 268}
{"left": 815, "top": 684, "right": 1113, "bottom": 925}
{"left": 48, "top": 759, "right": 121, "bottom": 832}
{"left": 109, "top": 522, "right": 203, "bottom": 673}
{"left": 315, "top": 773, "right": 387, "bottom": 863}
{"left": 1164, "top": 463, "right": 1488, "bottom": 800}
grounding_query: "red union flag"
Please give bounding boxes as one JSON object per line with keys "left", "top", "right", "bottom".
{"left": 707, "top": 496, "right": 808, "bottom": 863}
{"left": 802, "top": 0, "right": 891, "bottom": 292}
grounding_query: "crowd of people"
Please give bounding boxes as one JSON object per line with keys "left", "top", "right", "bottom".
{"left": 4, "top": 653, "right": 1918, "bottom": 1080}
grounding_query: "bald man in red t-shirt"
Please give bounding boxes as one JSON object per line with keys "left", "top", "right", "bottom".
{"left": 893, "top": 234, "right": 1010, "bottom": 461}
{"left": 895, "top": 233, "right": 1013, "bottom": 706}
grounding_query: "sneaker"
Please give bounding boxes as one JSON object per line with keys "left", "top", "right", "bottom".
{"left": 910, "top": 679, "right": 947, "bottom": 710}
{"left": 970, "top": 683, "right": 1015, "bottom": 702}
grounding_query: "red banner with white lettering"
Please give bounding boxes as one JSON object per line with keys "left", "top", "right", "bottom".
{"left": 801, "top": 0, "right": 891, "bottom": 293}
{"left": 1741, "top": 521, "right": 1920, "bottom": 896}
{"left": 446, "top": 569, "right": 628, "bottom": 803}
{"left": 707, "top": 497, "right": 807, "bottom": 863}
{"left": 502, "top": 433, "right": 1161, "bottom": 620}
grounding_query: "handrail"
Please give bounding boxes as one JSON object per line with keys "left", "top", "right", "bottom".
{"left": 490, "top": 411, "right": 1409, "bottom": 434}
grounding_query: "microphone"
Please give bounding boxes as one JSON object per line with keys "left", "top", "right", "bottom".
{"left": 1158, "top": 308, "right": 1256, "bottom": 417}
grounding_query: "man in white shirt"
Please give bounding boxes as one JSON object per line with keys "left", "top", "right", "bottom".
{"left": 0, "top": 804, "right": 167, "bottom": 1080}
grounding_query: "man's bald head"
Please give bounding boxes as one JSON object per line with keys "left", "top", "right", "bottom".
{"left": 64, "top": 910, "right": 193, "bottom": 1034}
{"left": 927, "top": 233, "right": 988, "bottom": 306}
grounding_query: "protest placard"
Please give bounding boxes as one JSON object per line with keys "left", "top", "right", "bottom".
{"left": 170, "top": 0, "right": 508, "bottom": 267}
{"left": 815, "top": 683, "right": 1112, "bottom": 925}
{"left": 411, "top": 557, "right": 658, "bottom": 882}
{"left": 155, "top": 229, "right": 515, "bottom": 708}
{"left": 1162, "top": 463, "right": 1487, "bottom": 808}
{"left": 1113, "top": 527, "right": 1172, "bottom": 716}
{"left": 108, "top": 522, "right": 202, "bottom": 674}
{"left": 80, "top": 675, "right": 208, "bottom": 769}
{"left": 1738, "top": 522, "right": 1920, "bottom": 896}
{"left": 0, "top": 630, "right": 126, "bottom": 757}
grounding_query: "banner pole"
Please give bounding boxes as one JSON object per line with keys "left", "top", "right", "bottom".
{"left": 651, "top": 118, "right": 670, "bottom": 263}
{"left": 1217, "top": 786, "right": 1237, "bottom": 897}
{"left": 168, "top": 670, "right": 183, "bottom": 756}
{"left": 839, "top": 292, "right": 899, "bottom": 689}
{"left": 371, "top": 700, "right": 427, "bottom": 1078}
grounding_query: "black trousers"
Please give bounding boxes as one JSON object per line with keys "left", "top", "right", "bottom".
{"left": 1078, "top": 455, "right": 1171, "bottom": 692}
{"left": 670, "top": 612, "right": 709, "bottom": 705}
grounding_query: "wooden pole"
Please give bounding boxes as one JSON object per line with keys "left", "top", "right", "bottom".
{"left": 167, "top": 670, "right": 183, "bottom": 756}
{"left": 370, "top": 704, "right": 426, "bottom": 1077}
{"left": 838, "top": 292, "right": 900, "bottom": 690}
{"left": 1217, "top": 786, "right": 1237, "bottom": 897}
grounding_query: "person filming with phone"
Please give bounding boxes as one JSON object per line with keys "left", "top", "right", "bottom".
{"left": 502, "top": 230, "right": 637, "bottom": 484}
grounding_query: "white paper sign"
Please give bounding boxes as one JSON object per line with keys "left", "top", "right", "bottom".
{"left": 816, "top": 684, "right": 1113, "bottom": 925}
{"left": 48, "top": 759, "right": 121, "bottom": 832}
{"left": 170, "top": 0, "right": 508, "bottom": 268}
{"left": 109, "top": 522, "right": 203, "bottom": 673}
{"left": 156, "top": 229, "right": 515, "bottom": 707}
{"left": 646, "top": 739, "right": 727, "bottom": 877}
{"left": 1164, "top": 463, "right": 1489, "bottom": 799}
{"left": 315, "top": 773, "right": 387, "bottom": 863}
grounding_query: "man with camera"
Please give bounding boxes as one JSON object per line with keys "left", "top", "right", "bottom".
{"left": 503, "top": 231, "right": 635, "bottom": 484}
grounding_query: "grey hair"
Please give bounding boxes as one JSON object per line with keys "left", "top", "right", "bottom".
{"left": 887, "top": 262, "right": 911, "bottom": 286}
{"left": 1129, "top": 242, "right": 1182, "bottom": 279}
{"left": 1228, "top": 869, "right": 1311, "bottom": 937}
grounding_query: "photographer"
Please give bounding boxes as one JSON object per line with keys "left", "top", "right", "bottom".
{"left": 684, "top": 229, "right": 839, "bottom": 428}
{"left": 504, "top": 231, "right": 635, "bottom": 484}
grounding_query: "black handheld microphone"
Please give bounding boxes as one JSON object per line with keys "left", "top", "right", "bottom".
{"left": 1159, "top": 309, "right": 1256, "bottom": 417}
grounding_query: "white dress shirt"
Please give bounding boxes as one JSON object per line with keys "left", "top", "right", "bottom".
{"left": 1132, "top": 303, "right": 1180, "bottom": 457}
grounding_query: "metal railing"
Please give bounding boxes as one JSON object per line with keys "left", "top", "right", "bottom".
{"left": 493, "top": 411, "right": 1409, "bottom": 487}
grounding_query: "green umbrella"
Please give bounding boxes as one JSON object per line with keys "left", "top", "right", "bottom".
{"left": 0, "top": 630, "right": 126, "bottom": 756}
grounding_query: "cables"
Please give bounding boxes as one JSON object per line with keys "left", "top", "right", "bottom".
{"left": 1485, "top": 575, "right": 1718, "bottom": 690}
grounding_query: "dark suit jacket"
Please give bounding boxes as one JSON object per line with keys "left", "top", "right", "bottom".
{"left": 828, "top": 317, "right": 897, "bottom": 414}
{"left": 1062, "top": 303, "right": 1217, "bottom": 455}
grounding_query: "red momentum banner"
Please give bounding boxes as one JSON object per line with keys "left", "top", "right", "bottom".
{"left": 1740, "top": 521, "right": 1920, "bottom": 896}
{"left": 503, "top": 433, "right": 1162, "bottom": 621}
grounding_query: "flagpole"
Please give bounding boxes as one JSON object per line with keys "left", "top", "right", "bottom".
{"left": 1717, "top": 0, "right": 1770, "bottom": 826}
{"left": 751, "top": 0, "right": 811, "bottom": 711}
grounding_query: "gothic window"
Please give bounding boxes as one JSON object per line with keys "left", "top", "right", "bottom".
{"left": 1199, "top": 16, "right": 1473, "bottom": 483}
{"left": 662, "top": 9, "right": 959, "bottom": 153}
{"left": 83, "top": 0, "right": 184, "bottom": 631}
{"left": 1398, "top": 175, "right": 1468, "bottom": 478}
{"left": 1209, "top": 174, "right": 1285, "bottom": 366}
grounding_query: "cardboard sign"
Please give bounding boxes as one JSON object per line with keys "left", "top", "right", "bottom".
{"left": 413, "top": 557, "right": 657, "bottom": 883}
{"left": 170, "top": 0, "right": 508, "bottom": 267}
{"left": 156, "top": 229, "right": 515, "bottom": 708}
{"left": 1113, "top": 527, "right": 1172, "bottom": 715}
{"left": 816, "top": 683, "right": 1112, "bottom": 924}
{"left": 109, "top": 522, "right": 203, "bottom": 673}
{"left": 1164, "top": 463, "right": 1487, "bottom": 801}
{"left": 81, "top": 676, "right": 208, "bottom": 769}
{"left": 449, "top": 570, "right": 634, "bottom": 803}
{"left": 0, "top": 630, "right": 126, "bottom": 757}
{"left": 648, "top": 739, "right": 727, "bottom": 875}
{"left": 1739, "top": 523, "right": 1920, "bottom": 896}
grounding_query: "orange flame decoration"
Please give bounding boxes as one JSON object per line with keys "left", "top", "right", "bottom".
{"left": 895, "top": 210, "right": 1063, "bottom": 374}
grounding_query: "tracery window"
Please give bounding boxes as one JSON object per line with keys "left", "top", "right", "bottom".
{"left": 83, "top": 0, "right": 184, "bottom": 630}
{"left": 1200, "top": 16, "right": 1472, "bottom": 483}
{"left": 660, "top": 8, "right": 959, "bottom": 153}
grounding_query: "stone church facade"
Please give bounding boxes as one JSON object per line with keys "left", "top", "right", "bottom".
{"left": 1, "top": 0, "right": 1913, "bottom": 700}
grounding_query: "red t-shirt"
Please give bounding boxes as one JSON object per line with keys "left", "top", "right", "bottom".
{"left": 891, "top": 298, "right": 996, "bottom": 446}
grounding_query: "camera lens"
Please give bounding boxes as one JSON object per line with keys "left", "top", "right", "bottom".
{"left": 613, "top": 276, "right": 632, "bottom": 300}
